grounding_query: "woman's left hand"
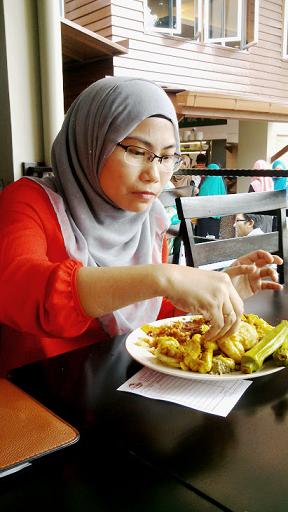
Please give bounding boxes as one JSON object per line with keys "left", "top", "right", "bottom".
{"left": 225, "top": 250, "right": 283, "bottom": 298}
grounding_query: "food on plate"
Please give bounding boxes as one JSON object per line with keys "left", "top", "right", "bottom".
{"left": 140, "top": 314, "right": 287, "bottom": 375}
{"left": 241, "top": 320, "right": 288, "bottom": 373}
{"left": 241, "top": 313, "right": 274, "bottom": 337}
{"left": 210, "top": 355, "right": 236, "bottom": 375}
{"left": 273, "top": 337, "right": 288, "bottom": 366}
{"left": 217, "top": 322, "right": 258, "bottom": 363}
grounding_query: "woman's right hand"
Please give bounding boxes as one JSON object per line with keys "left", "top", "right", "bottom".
{"left": 159, "top": 265, "right": 244, "bottom": 341}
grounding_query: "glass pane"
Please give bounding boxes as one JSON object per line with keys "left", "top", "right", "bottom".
{"left": 225, "top": 0, "right": 238, "bottom": 37}
{"left": 181, "top": 0, "right": 199, "bottom": 38}
{"left": 209, "top": 0, "right": 224, "bottom": 38}
{"left": 208, "top": 0, "right": 238, "bottom": 38}
{"left": 147, "top": 0, "right": 177, "bottom": 30}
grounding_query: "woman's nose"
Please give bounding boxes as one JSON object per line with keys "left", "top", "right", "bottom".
{"left": 140, "top": 159, "right": 161, "bottom": 181}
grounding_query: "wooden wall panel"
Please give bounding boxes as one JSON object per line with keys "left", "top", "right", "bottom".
{"left": 64, "top": 0, "right": 288, "bottom": 104}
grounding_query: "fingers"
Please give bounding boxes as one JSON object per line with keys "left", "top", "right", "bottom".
{"left": 204, "top": 290, "right": 243, "bottom": 342}
{"left": 235, "top": 251, "right": 283, "bottom": 268}
{"left": 203, "top": 309, "right": 240, "bottom": 342}
{"left": 227, "top": 260, "right": 282, "bottom": 281}
{"left": 257, "top": 267, "right": 283, "bottom": 290}
{"left": 260, "top": 282, "right": 283, "bottom": 290}
{"left": 271, "top": 255, "right": 283, "bottom": 265}
{"left": 252, "top": 255, "right": 283, "bottom": 268}
{"left": 259, "top": 266, "right": 279, "bottom": 282}
{"left": 247, "top": 250, "right": 275, "bottom": 264}
{"left": 225, "top": 264, "right": 256, "bottom": 278}
{"left": 220, "top": 292, "right": 243, "bottom": 339}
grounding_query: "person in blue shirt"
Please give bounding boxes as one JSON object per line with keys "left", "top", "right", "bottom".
{"left": 272, "top": 160, "right": 287, "bottom": 191}
{"left": 196, "top": 163, "right": 227, "bottom": 239}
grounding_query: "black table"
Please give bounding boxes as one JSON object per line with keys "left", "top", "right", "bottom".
{"left": 3, "top": 288, "right": 288, "bottom": 512}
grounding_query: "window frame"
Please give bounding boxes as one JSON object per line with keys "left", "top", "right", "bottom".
{"left": 241, "top": 0, "right": 259, "bottom": 50}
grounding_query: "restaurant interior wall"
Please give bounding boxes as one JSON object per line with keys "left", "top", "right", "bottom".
{"left": 237, "top": 120, "right": 269, "bottom": 192}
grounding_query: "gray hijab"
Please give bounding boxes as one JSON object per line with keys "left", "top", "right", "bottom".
{"left": 33, "top": 76, "right": 180, "bottom": 335}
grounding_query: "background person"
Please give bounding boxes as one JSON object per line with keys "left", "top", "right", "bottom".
{"left": 272, "top": 160, "right": 287, "bottom": 191}
{"left": 0, "top": 77, "right": 282, "bottom": 376}
{"left": 194, "top": 153, "right": 207, "bottom": 169}
{"left": 249, "top": 160, "right": 274, "bottom": 192}
{"left": 248, "top": 159, "right": 274, "bottom": 233}
{"left": 234, "top": 214, "right": 267, "bottom": 237}
{"left": 196, "top": 163, "right": 227, "bottom": 239}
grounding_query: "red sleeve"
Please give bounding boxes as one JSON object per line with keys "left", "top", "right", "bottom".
{"left": 0, "top": 179, "right": 92, "bottom": 337}
{"left": 158, "top": 233, "right": 184, "bottom": 319}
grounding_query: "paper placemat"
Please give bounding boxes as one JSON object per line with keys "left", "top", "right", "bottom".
{"left": 118, "top": 367, "right": 251, "bottom": 417}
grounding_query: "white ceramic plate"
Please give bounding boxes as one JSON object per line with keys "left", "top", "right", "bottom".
{"left": 125, "top": 316, "right": 285, "bottom": 381}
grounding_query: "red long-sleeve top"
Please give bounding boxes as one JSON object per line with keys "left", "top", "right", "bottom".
{"left": 0, "top": 179, "right": 175, "bottom": 375}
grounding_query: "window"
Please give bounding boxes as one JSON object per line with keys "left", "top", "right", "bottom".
{"left": 204, "top": 0, "right": 258, "bottom": 48}
{"left": 145, "top": 0, "right": 182, "bottom": 34}
{"left": 145, "top": 0, "right": 201, "bottom": 39}
{"left": 204, "top": 0, "right": 242, "bottom": 44}
{"left": 145, "top": 0, "right": 259, "bottom": 49}
{"left": 283, "top": 0, "right": 288, "bottom": 59}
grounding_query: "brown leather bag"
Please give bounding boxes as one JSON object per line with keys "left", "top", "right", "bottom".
{"left": 0, "top": 378, "right": 79, "bottom": 474}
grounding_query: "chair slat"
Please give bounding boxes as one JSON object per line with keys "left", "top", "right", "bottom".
{"left": 176, "top": 190, "right": 286, "bottom": 218}
{"left": 191, "top": 233, "right": 279, "bottom": 266}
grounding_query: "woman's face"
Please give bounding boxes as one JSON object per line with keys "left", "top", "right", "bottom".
{"left": 99, "top": 117, "right": 177, "bottom": 212}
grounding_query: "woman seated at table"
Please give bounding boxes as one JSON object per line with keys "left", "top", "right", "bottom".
{"left": 0, "top": 77, "right": 282, "bottom": 376}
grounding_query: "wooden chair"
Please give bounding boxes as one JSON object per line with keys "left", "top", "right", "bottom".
{"left": 159, "top": 186, "right": 193, "bottom": 263}
{"left": 175, "top": 190, "right": 288, "bottom": 284}
{"left": 159, "top": 185, "right": 193, "bottom": 208}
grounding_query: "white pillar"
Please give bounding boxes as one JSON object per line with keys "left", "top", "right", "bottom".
{"left": 37, "top": 0, "right": 64, "bottom": 165}
{"left": 237, "top": 120, "right": 269, "bottom": 192}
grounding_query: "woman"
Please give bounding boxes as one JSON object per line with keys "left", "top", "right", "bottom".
{"left": 249, "top": 160, "right": 274, "bottom": 233}
{"left": 249, "top": 160, "right": 274, "bottom": 193}
{"left": 195, "top": 163, "right": 227, "bottom": 239}
{"left": 0, "top": 77, "right": 282, "bottom": 375}
{"left": 272, "top": 160, "right": 287, "bottom": 191}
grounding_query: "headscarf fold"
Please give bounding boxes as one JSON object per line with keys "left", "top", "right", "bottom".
{"left": 250, "top": 160, "right": 273, "bottom": 192}
{"left": 272, "top": 160, "right": 287, "bottom": 191}
{"left": 30, "top": 77, "right": 179, "bottom": 335}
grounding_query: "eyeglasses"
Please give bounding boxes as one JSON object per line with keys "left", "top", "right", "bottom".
{"left": 117, "top": 143, "right": 183, "bottom": 173}
{"left": 234, "top": 219, "right": 247, "bottom": 223}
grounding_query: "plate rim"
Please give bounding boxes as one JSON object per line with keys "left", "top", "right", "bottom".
{"left": 125, "top": 315, "right": 285, "bottom": 381}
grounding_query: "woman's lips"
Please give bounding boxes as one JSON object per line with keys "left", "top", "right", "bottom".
{"left": 132, "top": 191, "right": 156, "bottom": 201}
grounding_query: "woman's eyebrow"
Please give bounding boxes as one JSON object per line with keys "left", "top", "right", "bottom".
{"left": 123, "top": 136, "right": 176, "bottom": 151}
